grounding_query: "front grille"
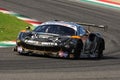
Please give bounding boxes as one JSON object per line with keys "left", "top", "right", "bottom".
{"left": 34, "top": 38, "right": 50, "bottom": 42}
{"left": 21, "top": 42, "right": 60, "bottom": 52}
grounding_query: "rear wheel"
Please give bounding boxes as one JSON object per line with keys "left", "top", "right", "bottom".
{"left": 96, "top": 38, "right": 105, "bottom": 59}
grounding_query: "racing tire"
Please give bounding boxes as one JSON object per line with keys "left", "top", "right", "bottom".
{"left": 97, "top": 50, "right": 103, "bottom": 59}
{"left": 17, "top": 46, "right": 27, "bottom": 55}
{"left": 96, "top": 38, "right": 105, "bottom": 59}
{"left": 74, "top": 39, "right": 83, "bottom": 59}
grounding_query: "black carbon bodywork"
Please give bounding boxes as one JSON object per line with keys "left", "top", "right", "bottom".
{"left": 14, "top": 21, "right": 105, "bottom": 59}
{"left": 16, "top": 31, "right": 83, "bottom": 58}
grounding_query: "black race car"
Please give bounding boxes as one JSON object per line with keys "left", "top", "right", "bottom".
{"left": 14, "top": 20, "right": 106, "bottom": 59}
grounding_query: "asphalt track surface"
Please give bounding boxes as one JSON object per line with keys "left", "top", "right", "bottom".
{"left": 0, "top": 0, "right": 120, "bottom": 80}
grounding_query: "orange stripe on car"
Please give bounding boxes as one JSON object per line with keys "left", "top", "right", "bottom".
{"left": 71, "top": 36, "right": 81, "bottom": 39}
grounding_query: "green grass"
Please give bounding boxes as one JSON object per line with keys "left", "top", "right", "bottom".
{"left": 0, "top": 12, "right": 31, "bottom": 41}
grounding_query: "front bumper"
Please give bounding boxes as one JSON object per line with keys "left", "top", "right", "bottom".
{"left": 16, "top": 41, "right": 73, "bottom": 57}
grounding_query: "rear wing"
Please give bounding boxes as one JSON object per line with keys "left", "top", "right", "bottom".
{"left": 76, "top": 22, "right": 108, "bottom": 31}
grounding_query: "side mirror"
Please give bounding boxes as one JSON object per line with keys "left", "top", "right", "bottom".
{"left": 26, "top": 26, "right": 31, "bottom": 31}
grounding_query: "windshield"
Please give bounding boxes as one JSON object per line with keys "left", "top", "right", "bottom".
{"left": 34, "top": 25, "right": 76, "bottom": 36}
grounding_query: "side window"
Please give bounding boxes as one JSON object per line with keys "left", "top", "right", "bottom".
{"left": 78, "top": 26, "right": 86, "bottom": 36}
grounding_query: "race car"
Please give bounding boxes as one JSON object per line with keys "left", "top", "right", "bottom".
{"left": 14, "top": 20, "right": 106, "bottom": 59}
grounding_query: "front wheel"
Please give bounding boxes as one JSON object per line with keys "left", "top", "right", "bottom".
{"left": 74, "top": 39, "right": 83, "bottom": 59}
{"left": 16, "top": 46, "right": 30, "bottom": 55}
{"left": 17, "top": 46, "right": 25, "bottom": 55}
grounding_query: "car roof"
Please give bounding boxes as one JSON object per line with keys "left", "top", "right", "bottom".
{"left": 40, "top": 21, "right": 83, "bottom": 31}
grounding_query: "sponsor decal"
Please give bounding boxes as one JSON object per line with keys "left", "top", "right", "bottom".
{"left": 25, "top": 40, "right": 58, "bottom": 46}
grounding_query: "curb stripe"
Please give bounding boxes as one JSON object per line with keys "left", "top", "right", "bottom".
{"left": 0, "top": 41, "right": 16, "bottom": 48}
{"left": 25, "top": 20, "right": 42, "bottom": 24}
{"left": 16, "top": 17, "right": 38, "bottom": 21}
{"left": 0, "top": 8, "right": 8, "bottom": 11}
{"left": 81, "top": 0, "right": 120, "bottom": 9}
{"left": 99, "top": 0, "right": 120, "bottom": 5}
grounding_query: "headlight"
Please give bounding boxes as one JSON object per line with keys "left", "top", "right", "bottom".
{"left": 24, "top": 40, "right": 38, "bottom": 44}
{"left": 16, "top": 39, "right": 21, "bottom": 43}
